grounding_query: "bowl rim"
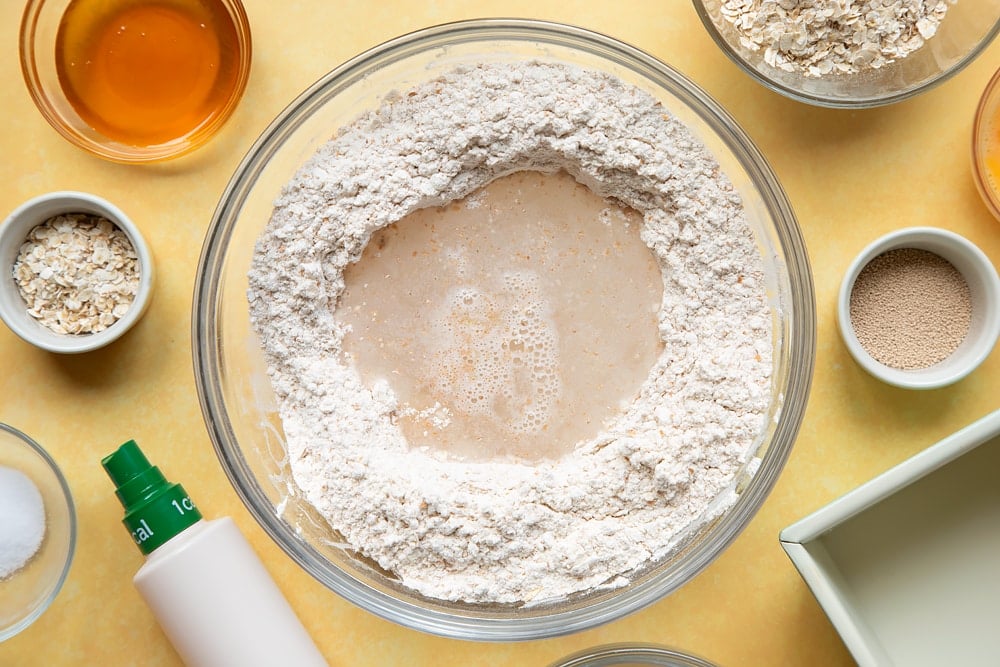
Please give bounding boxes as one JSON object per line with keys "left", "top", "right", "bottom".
{"left": 549, "top": 642, "right": 719, "bottom": 667}
{"left": 972, "top": 64, "right": 1000, "bottom": 221}
{"left": 837, "top": 226, "right": 1000, "bottom": 389}
{"left": 193, "top": 17, "right": 815, "bottom": 640}
{"left": 0, "top": 422, "right": 77, "bottom": 643}
{"left": 0, "top": 190, "right": 155, "bottom": 354}
{"left": 18, "top": 0, "right": 254, "bottom": 163}
{"left": 691, "top": 0, "right": 1000, "bottom": 109}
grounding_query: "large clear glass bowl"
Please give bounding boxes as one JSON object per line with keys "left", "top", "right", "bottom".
{"left": 694, "top": 0, "right": 1000, "bottom": 108}
{"left": 193, "top": 19, "right": 815, "bottom": 640}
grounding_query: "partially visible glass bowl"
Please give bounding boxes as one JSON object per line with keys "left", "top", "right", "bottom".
{"left": 193, "top": 19, "right": 815, "bottom": 640}
{"left": 694, "top": 0, "right": 1000, "bottom": 108}
{"left": 0, "top": 424, "right": 76, "bottom": 643}
{"left": 550, "top": 643, "right": 719, "bottom": 667}
{"left": 973, "top": 64, "right": 1000, "bottom": 221}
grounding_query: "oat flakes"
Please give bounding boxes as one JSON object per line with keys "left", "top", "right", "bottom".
{"left": 13, "top": 213, "right": 140, "bottom": 335}
{"left": 719, "top": 0, "right": 953, "bottom": 77}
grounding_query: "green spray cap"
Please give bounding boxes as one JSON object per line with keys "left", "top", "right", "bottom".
{"left": 101, "top": 440, "right": 202, "bottom": 555}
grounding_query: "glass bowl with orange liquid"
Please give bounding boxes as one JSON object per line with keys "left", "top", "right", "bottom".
{"left": 973, "top": 66, "right": 1000, "bottom": 221}
{"left": 20, "top": 0, "right": 251, "bottom": 163}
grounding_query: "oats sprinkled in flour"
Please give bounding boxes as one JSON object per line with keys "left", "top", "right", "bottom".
{"left": 248, "top": 61, "right": 774, "bottom": 604}
{"left": 14, "top": 213, "right": 139, "bottom": 335}
{"left": 720, "top": 0, "right": 954, "bottom": 76}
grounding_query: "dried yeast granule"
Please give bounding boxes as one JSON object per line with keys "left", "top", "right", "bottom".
{"left": 849, "top": 248, "right": 971, "bottom": 370}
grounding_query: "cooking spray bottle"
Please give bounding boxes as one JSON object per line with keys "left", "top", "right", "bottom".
{"left": 101, "top": 440, "right": 327, "bottom": 667}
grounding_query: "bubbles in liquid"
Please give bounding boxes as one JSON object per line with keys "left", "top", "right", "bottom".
{"left": 336, "top": 170, "right": 664, "bottom": 462}
{"left": 428, "top": 273, "right": 560, "bottom": 438}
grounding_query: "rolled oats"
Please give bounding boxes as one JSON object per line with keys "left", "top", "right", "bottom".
{"left": 13, "top": 213, "right": 140, "bottom": 335}
{"left": 719, "top": 0, "right": 954, "bottom": 77}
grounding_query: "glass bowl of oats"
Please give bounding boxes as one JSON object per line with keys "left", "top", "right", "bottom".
{"left": 694, "top": 0, "right": 1000, "bottom": 108}
{"left": 193, "top": 19, "right": 815, "bottom": 640}
{"left": 0, "top": 191, "right": 154, "bottom": 353}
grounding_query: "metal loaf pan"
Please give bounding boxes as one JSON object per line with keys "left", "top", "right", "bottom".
{"left": 780, "top": 409, "right": 1000, "bottom": 667}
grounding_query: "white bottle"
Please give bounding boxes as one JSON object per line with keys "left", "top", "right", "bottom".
{"left": 102, "top": 440, "right": 328, "bottom": 667}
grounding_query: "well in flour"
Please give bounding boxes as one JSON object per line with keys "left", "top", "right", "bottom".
{"left": 336, "top": 170, "right": 664, "bottom": 462}
{"left": 249, "top": 61, "right": 773, "bottom": 604}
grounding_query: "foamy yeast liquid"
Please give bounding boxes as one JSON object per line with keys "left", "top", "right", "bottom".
{"left": 337, "top": 171, "right": 664, "bottom": 461}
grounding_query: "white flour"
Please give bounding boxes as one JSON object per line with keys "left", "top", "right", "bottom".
{"left": 248, "top": 61, "right": 773, "bottom": 604}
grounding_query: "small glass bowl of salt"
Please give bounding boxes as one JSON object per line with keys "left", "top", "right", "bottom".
{"left": 0, "top": 423, "right": 75, "bottom": 642}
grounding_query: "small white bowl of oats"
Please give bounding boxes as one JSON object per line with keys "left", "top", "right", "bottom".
{"left": 0, "top": 191, "right": 154, "bottom": 353}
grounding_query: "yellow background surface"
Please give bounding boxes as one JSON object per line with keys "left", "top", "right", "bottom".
{"left": 2, "top": 1, "right": 999, "bottom": 665}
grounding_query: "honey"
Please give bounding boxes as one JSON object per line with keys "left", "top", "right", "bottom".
{"left": 55, "top": 0, "right": 245, "bottom": 147}
{"left": 982, "top": 113, "right": 1000, "bottom": 196}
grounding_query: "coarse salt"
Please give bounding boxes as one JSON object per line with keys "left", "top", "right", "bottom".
{"left": 0, "top": 466, "right": 46, "bottom": 579}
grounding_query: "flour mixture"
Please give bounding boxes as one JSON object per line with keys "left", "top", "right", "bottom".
{"left": 248, "top": 61, "right": 773, "bottom": 604}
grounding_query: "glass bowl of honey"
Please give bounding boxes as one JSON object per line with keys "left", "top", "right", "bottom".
{"left": 19, "top": 0, "right": 252, "bottom": 163}
{"left": 973, "top": 65, "right": 1000, "bottom": 221}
